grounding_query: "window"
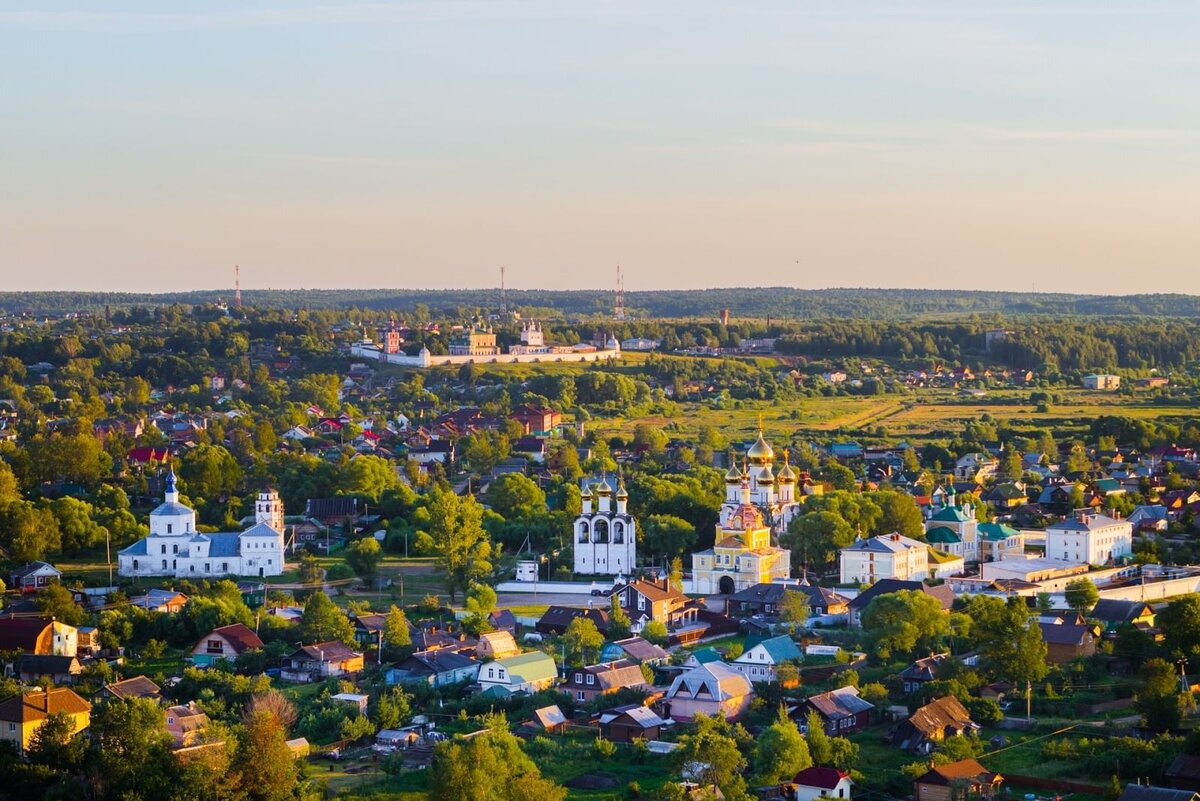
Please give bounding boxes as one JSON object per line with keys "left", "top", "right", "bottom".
{"left": 586, "top": 674, "right": 594, "bottom": 685}
{"left": 204, "top": 563, "right": 210, "bottom": 572}
{"left": 207, "top": 639, "right": 224, "bottom": 654}
{"left": 575, "top": 673, "right": 583, "bottom": 683}
{"left": 172, "top": 544, "right": 178, "bottom": 554}
{"left": 167, "top": 524, "right": 172, "bottom": 534}
{"left": 488, "top": 668, "right": 495, "bottom": 679}
{"left": 8, "top": 723, "right": 15, "bottom": 732}
{"left": 162, "top": 560, "right": 168, "bottom": 569}
{"left": 133, "top": 560, "right": 139, "bottom": 570}
{"left": 161, "top": 544, "right": 167, "bottom": 554}
{"left": 637, "top": 596, "right": 646, "bottom": 611}
{"left": 577, "top": 691, "right": 585, "bottom": 700}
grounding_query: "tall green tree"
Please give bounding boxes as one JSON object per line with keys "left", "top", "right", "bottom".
{"left": 345, "top": 537, "right": 383, "bottom": 579}
{"left": 754, "top": 706, "right": 812, "bottom": 784}
{"left": 426, "top": 485, "right": 492, "bottom": 601}
{"left": 1135, "top": 657, "right": 1192, "bottom": 729}
{"left": 860, "top": 590, "right": 950, "bottom": 662}
{"left": 674, "top": 714, "right": 751, "bottom": 801}
{"left": 1064, "top": 578, "right": 1099, "bottom": 616}
{"left": 563, "top": 617, "right": 604, "bottom": 665}
{"left": 298, "top": 591, "right": 355, "bottom": 645}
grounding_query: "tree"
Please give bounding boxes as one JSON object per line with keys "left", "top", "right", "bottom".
{"left": 49, "top": 496, "right": 108, "bottom": 554}
{"left": 426, "top": 485, "right": 492, "bottom": 601}
{"left": 640, "top": 515, "right": 697, "bottom": 561}
{"left": 965, "top": 595, "right": 1047, "bottom": 703}
{"left": 237, "top": 709, "right": 301, "bottom": 801}
{"left": 429, "top": 714, "right": 565, "bottom": 801}
{"left": 0, "top": 500, "right": 61, "bottom": 561}
{"left": 345, "top": 537, "right": 383, "bottom": 579}
{"left": 298, "top": 591, "right": 355, "bottom": 645}
{"left": 1064, "top": 578, "right": 1099, "bottom": 617}
{"left": 1135, "top": 658, "right": 1192, "bottom": 729}
{"left": 486, "top": 473, "right": 546, "bottom": 520}
{"left": 462, "top": 584, "right": 497, "bottom": 635}
{"left": 868, "top": 490, "right": 925, "bottom": 539}
{"left": 383, "top": 604, "right": 413, "bottom": 656}
{"left": 754, "top": 705, "right": 812, "bottom": 784}
{"left": 26, "top": 711, "right": 87, "bottom": 772}
{"left": 36, "top": 583, "right": 84, "bottom": 626}
{"left": 179, "top": 444, "right": 243, "bottom": 500}
{"left": 373, "top": 687, "right": 413, "bottom": 731}
{"left": 337, "top": 454, "right": 401, "bottom": 499}
{"left": 609, "top": 595, "right": 632, "bottom": 640}
{"left": 860, "top": 590, "right": 950, "bottom": 662}
{"left": 244, "top": 691, "right": 298, "bottom": 732}
{"left": 88, "top": 696, "right": 180, "bottom": 799}
{"left": 805, "top": 709, "right": 832, "bottom": 765}
{"left": 563, "top": 617, "right": 604, "bottom": 665}
{"left": 783, "top": 511, "right": 854, "bottom": 571}
{"left": 462, "top": 430, "right": 511, "bottom": 474}
{"left": 999, "top": 449, "right": 1024, "bottom": 481}
{"left": 779, "top": 590, "right": 810, "bottom": 634}
{"left": 674, "top": 714, "right": 749, "bottom": 801}
{"left": 643, "top": 619, "right": 668, "bottom": 646}
{"left": 1157, "top": 594, "right": 1200, "bottom": 660}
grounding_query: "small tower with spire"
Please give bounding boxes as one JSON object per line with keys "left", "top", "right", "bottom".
{"left": 255, "top": 486, "right": 285, "bottom": 533}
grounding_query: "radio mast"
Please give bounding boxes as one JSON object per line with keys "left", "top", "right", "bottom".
{"left": 500, "top": 265, "right": 507, "bottom": 315}
{"left": 235, "top": 265, "right": 242, "bottom": 309}
{"left": 614, "top": 265, "right": 626, "bottom": 321}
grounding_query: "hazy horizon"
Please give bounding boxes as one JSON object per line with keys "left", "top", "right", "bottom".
{"left": 4, "top": 2, "right": 1200, "bottom": 294}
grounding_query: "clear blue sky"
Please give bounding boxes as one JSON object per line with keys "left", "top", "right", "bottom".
{"left": 2, "top": 2, "right": 1199, "bottom": 293}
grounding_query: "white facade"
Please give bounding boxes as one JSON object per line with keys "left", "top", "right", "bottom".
{"left": 839, "top": 533, "right": 929, "bottom": 584}
{"left": 1045, "top": 511, "right": 1133, "bottom": 566}
{"left": 720, "top": 432, "right": 803, "bottom": 534}
{"left": 574, "top": 477, "right": 637, "bottom": 576}
{"left": 118, "top": 472, "right": 287, "bottom": 579}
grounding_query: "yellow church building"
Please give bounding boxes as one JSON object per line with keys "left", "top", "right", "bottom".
{"left": 692, "top": 466, "right": 792, "bottom": 594}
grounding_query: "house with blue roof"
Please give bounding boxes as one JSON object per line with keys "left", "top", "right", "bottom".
{"left": 729, "top": 634, "right": 802, "bottom": 683}
{"left": 118, "top": 471, "right": 287, "bottom": 579}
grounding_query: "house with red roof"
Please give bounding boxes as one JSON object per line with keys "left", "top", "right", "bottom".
{"left": 190, "top": 623, "right": 264, "bottom": 667}
{"left": 793, "top": 767, "right": 853, "bottom": 801}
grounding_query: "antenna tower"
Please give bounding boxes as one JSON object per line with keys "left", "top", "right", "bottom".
{"left": 500, "top": 265, "right": 507, "bottom": 315}
{"left": 614, "top": 264, "right": 626, "bottom": 321}
{"left": 234, "top": 265, "right": 242, "bottom": 309}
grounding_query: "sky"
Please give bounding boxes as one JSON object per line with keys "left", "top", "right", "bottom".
{"left": 2, "top": 1, "right": 1200, "bottom": 294}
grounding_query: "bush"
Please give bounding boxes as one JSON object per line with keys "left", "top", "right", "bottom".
{"left": 592, "top": 737, "right": 617, "bottom": 758}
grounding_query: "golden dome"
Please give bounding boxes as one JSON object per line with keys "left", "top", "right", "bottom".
{"left": 596, "top": 477, "right": 613, "bottom": 495}
{"left": 747, "top": 432, "right": 774, "bottom": 464}
{"left": 779, "top": 448, "right": 797, "bottom": 483}
{"left": 615, "top": 477, "right": 628, "bottom": 499}
{"left": 725, "top": 464, "right": 742, "bottom": 483}
{"left": 758, "top": 464, "right": 775, "bottom": 484}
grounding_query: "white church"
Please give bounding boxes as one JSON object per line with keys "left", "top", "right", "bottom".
{"left": 118, "top": 470, "right": 287, "bottom": 579}
{"left": 720, "top": 429, "right": 803, "bottom": 534}
{"left": 574, "top": 476, "right": 637, "bottom": 576}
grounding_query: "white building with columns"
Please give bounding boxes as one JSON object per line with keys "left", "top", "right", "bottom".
{"left": 118, "top": 470, "right": 287, "bottom": 579}
{"left": 573, "top": 476, "right": 637, "bottom": 576}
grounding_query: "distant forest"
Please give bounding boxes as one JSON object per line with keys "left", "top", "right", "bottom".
{"left": 4, "top": 287, "right": 1200, "bottom": 319}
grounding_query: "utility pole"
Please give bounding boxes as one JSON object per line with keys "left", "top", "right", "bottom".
{"left": 499, "top": 265, "right": 507, "bottom": 316}
{"left": 234, "top": 265, "right": 242, "bottom": 309}
{"left": 614, "top": 265, "right": 625, "bottom": 321}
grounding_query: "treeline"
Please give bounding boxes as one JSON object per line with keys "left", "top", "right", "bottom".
{"left": 7, "top": 287, "right": 1200, "bottom": 319}
{"left": 778, "top": 320, "right": 1200, "bottom": 370}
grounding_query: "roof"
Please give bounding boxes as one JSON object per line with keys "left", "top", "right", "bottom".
{"left": 0, "top": 688, "right": 91, "bottom": 723}
{"left": 611, "top": 636, "right": 670, "bottom": 663}
{"left": 495, "top": 651, "right": 558, "bottom": 685}
{"left": 805, "top": 685, "right": 875, "bottom": 720}
{"left": 579, "top": 660, "right": 647, "bottom": 691}
{"left": 688, "top": 647, "right": 723, "bottom": 665}
{"left": 609, "top": 705, "right": 666, "bottom": 728}
{"left": 533, "top": 705, "right": 567, "bottom": 729}
{"left": 925, "top": 526, "right": 962, "bottom": 544}
{"left": 1118, "top": 787, "right": 1200, "bottom": 801}
{"left": 744, "top": 635, "right": 802, "bottom": 664}
{"left": 537, "top": 605, "right": 608, "bottom": 630}
{"left": 929, "top": 506, "right": 973, "bottom": 523}
{"left": 1090, "top": 599, "right": 1152, "bottom": 623}
{"left": 394, "top": 649, "right": 477, "bottom": 675}
{"left": 905, "top": 696, "right": 975, "bottom": 736}
{"left": 0, "top": 618, "right": 54, "bottom": 651}
{"left": 17, "top": 654, "right": 80, "bottom": 674}
{"left": 207, "top": 533, "right": 242, "bottom": 557}
{"left": 842, "top": 533, "right": 926, "bottom": 554}
{"left": 848, "top": 579, "right": 954, "bottom": 612}
{"left": 899, "top": 653, "right": 950, "bottom": 682}
{"left": 104, "top": 676, "right": 162, "bottom": 699}
{"left": 1038, "top": 622, "right": 1093, "bottom": 646}
{"left": 1049, "top": 513, "right": 1129, "bottom": 532}
{"left": 918, "top": 759, "right": 1001, "bottom": 786}
{"left": 667, "top": 662, "right": 753, "bottom": 702}
{"left": 793, "top": 767, "right": 851, "bottom": 790}
{"left": 10, "top": 561, "right": 60, "bottom": 580}
{"left": 611, "top": 578, "right": 688, "bottom": 604}
{"left": 291, "top": 641, "right": 361, "bottom": 662}
{"left": 978, "top": 522, "right": 1020, "bottom": 541}
{"left": 1167, "top": 754, "right": 1200, "bottom": 781}
{"left": 204, "top": 623, "right": 264, "bottom": 655}
{"left": 118, "top": 539, "right": 148, "bottom": 556}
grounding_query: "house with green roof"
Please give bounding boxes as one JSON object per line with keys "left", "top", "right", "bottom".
{"left": 476, "top": 651, "right": 558, "bottom": 696}
{"left": 978, "top": 522, "right": 1023, "bottom": 562}
{"left": 925, "top": 501, "right": 979, "bottom": 562}
{"left": 683, "top": 647, "right": 724, "bottom": 669}
{"left": 729, "top": 635, "right": 802, "bottom": 683}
